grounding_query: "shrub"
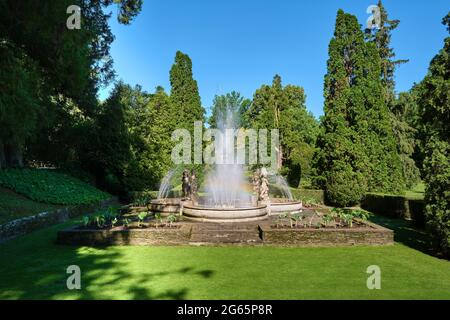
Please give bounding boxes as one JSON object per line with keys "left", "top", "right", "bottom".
{"left": 325, "top": 163, "right": 367, "bottom": 207}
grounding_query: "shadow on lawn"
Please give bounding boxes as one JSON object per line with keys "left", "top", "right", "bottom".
{"left": 66, "top": 248, "right": 215, "bottom": 300}
{"left": 369, "top": 214, "right": 433, "bottom": 256}
{"left": 0, "top": 221, "right": 215, "bottom": 300}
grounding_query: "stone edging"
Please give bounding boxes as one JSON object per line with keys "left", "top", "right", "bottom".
{"left": 0, "top": 197, "right": 118, "bottom": 243}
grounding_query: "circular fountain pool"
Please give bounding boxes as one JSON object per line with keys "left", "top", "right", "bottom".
{"left": 182, "top": 203, "right": 269, "bottom": 223}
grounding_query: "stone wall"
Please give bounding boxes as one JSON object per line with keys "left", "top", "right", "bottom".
{"left": 259, "top": 220, "right": 393, "bottom": 247}
{"left": 0, "top": 198, "right": 118, "bottom": 243}
{"left": 57, "top": 225, "right": 192, "bottom": 246}
{"left": 56, "top": 219, "right": 393, "bottom": 247}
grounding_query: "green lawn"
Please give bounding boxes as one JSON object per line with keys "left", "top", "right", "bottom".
{"left": 403, "top": 182, "right": 426, "bottom": 199}
{"left": 0, "top": 187, "right": 62, "bottom": 225}
{"left": 0, "top": 216, "right": 449, "bottom": 300}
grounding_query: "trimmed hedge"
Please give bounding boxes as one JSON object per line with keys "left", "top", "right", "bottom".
{"left": 130, "top": 188, "right": 325, "bottom": 205}
{"left": 361, "top": 193, "right": 425, "bottom": 227}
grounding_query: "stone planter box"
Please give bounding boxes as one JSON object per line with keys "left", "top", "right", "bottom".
{"left": 259, "top": 219, "right": 393, "bottom": 247}
{"left": 57, "top": 224, "right": 192, "bottom": 246}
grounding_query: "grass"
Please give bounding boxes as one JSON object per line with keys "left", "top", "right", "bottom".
{"left": 0, "top": 216, "right": 449, "bottom": 300}
{"left": 0, "top": 187, "right": 63, "bottom": 225}
{"left": 403, "top": 182, "right": 425, "bottom": 199}
{"left": 0, "top": 168, "right": 110, "bottom": 205}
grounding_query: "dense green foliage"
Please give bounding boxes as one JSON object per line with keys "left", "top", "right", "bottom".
{"left": 365, "top": 1, "right": 419, "bottom": 188}
{"left": 208, "top": 91, "right": 251, "bottom": 129}
{"left": 0, "top": 0, "right": 142, "bottom": 185}
{"left": 0, "top": 169, "right": 109, "bottom": 205}
{"left": 170, "top": 51, "right": 205, "bottom": 133}
{"left": 314, "top": 10, "right": 403, "bottom": 207}
{"left": 246, "top": 75, "right": 319, "bottom": 186}
{"left": 417, "top": 13, "right": 450, "bottom": 257}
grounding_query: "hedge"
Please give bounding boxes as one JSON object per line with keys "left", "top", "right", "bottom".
{"left": 361, "top": 193, "right": 425, "bottom": 227}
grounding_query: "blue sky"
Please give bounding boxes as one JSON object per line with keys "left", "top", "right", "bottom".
{"left": 99, "top": 0, "right": 449, "bottom": 118}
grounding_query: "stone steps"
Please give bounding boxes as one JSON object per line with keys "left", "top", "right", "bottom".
{"left": 189, "top": 224, "right": 262, "bottom": 244}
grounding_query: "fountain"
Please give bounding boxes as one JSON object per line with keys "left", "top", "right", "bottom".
{"left": 149, "top": 102, "right": 302, "bottom": 222}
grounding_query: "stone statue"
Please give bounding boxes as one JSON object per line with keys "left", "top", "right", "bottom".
{"left": 252, "top": 168, "right": 261, "bottom": 195}
{"left": 258, "top": 167, "right": 270, "bottom": 202}
{"left": 189, "top": 169, "right": 198, "bottom": 199}
{"left": 182, "top": 169, "right": 191, "bottom": 199}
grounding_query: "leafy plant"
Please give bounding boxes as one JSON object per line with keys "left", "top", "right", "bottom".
{"left": 137, "top": 212, "right": 148, "bottom": 227}
{"left": 123, "top": 218, "right": 130, "bottom": 228}
{"left": 111, "top": 217, "right": 118, "bottom": 228}
{"left": 95, "top": 215, "right": 105, "bottom": 228}
{"left": 167, "top": 214, "right": 178, "bottom": 227}
{"left": 290, "top": 213, "right": 302, "bottom": 228}
{"left": 321, "top": 214, "right": 334, "bottom": 227}
{"left": 154, "top": 213, "right": 163, "bottom": 225}
{"left": 134, "top": 195, "right": 151, "bottom": 207}
{"left": 82, "top": 216, "right": 90, "bottom": 227}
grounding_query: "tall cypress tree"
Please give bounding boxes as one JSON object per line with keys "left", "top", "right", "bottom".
{"left": 365, "top": 0, "right": 408, "bottom": 101}
{"left": 417, "top": 12, "right": 450, "bottom": 257}
{"left": 313, "top": 10, "right": 369, "bottom": 206}
{"left": 314, "top": 9, "right": 403, "bottom": 206}
{"left": 169, "top": 51, "right": 205, "bottom": 132}
{"left": 366, "top": 1, "right": 419, "bottom": 188}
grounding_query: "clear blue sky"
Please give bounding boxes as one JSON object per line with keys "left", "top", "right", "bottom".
{"left": 99, "top": 0, "right": 449, "bottom": 118}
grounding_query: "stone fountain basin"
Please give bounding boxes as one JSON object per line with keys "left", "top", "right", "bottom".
{"left": 182, "top": 204, "right": 268, "bottom": 223}
{"left": 269, "top": 200, "right": 303, "bottom": 215}
{"left": 149, "top": 198, "right": 182, "bottom": 216}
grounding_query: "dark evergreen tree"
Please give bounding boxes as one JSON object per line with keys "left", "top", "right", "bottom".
{"left": 169, "top": 51, "right": 205, "bottom": 132}
{"left": 0, "top": 0, "right": 143, "bottom": 168}
{"left": 314, "top": 9, "right": 403, "bottom": 206}
{"left": 366, "top": 0, "right": 419, "bottom": 187}
{"left": 417, "top": 12, "right": 450, "bottom": 257}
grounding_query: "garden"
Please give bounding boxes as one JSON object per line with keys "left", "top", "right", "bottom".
{"left": 0, "top": 0, "right": 449, "bottom": 301}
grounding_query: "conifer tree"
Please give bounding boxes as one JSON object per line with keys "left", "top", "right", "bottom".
{"left": 314, "top": 9, "right": 403, "bottom": 206}
{"left": 169, "top": 51, "right": 205, "bottom": 133}
{"left": 417, "top": 12, "right": 450, "bottom": 257}
{"left": 366, "top": 1, "right": 419, "bottom": 187}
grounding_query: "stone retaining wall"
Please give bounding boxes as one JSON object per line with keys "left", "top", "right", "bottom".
{"left": 57, "top": 225, "right": 192, "bottom": 246}
{"left": 0, "top": 197, "right": 118, "bottom": 243}
{"left": 259, "top": 220, "right": 393, "bottom": 247}
{"left": 57, "top": 219, "right": 393, "bottom": 247}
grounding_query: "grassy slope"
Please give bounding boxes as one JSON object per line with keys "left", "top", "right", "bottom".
{"left": 0, "top": 187, "right": 63, "bottom": 225}
{"left": 0, "top": 216, "right": 449, "bottom": 300}
{"left": 0, "top": 169, "right": 109, "bottom": 205}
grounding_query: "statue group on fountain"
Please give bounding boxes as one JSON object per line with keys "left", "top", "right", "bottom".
{"left": 253, "top": 167, "right": 270, "bottom": 204}
{"left": 182, "top": 169, "right": 198, "bottom": 203}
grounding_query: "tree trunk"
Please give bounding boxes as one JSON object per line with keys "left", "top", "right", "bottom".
{"left": 0, "top": 139, "right": 6, "bottom": 169}
{"left": 277, "top": 144, "right": 283, "bottom": 170}
{"left": 5, "top": 143, "right": 24, "bottom": 168}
